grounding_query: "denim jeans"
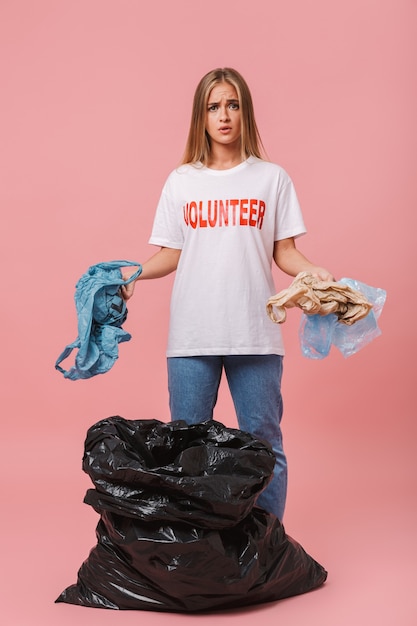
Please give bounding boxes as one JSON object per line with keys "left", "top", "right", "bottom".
{"left": 167, "top": 355, "right": 287, "bottom": 520}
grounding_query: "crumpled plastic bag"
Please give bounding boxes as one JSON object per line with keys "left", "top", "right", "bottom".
{"left": 267, "top": 271, "right": 372, "bottom": 325}
{"left": 55, "top": 261, "right": 142, "bottom": 380}
{"left": 56, "top": 417, "right": 327, "bottom": 612}
{"left": 300, "top": 278, "right": 387, "bottom": 358}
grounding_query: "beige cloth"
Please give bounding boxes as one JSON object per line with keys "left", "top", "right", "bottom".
{"left": 266, "top": 272, "right": 373, "bottom": 325}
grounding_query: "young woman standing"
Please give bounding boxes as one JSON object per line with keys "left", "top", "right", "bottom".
{"left": 122, "top": 68, "right": 333, "bottom": 521}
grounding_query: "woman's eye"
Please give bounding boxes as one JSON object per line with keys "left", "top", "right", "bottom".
{"left": 229, "top": 102, "right": 239, "bottom": 110}
{"left": 208, "top": 105, "right": 218, "bottom": 112}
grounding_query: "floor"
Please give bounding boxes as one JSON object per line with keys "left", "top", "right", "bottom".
{"left": 3, "top": 367, "right": 416, "bottom": 626}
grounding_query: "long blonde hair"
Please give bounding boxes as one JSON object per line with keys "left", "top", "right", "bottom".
{"left": 181, "top": 68, "right": 265, "bottom": 165}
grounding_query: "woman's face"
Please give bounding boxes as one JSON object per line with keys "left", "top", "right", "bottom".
{"left": 205, "top": 82, "right": 241, "bottom": 149}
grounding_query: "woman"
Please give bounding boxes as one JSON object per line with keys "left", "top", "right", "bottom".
{"left": 122, "top": 67, "right": 333, "bottom": 520}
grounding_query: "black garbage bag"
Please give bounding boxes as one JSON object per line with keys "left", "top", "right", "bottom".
{"left": 56, "top": 417, "right": 327, "bottom": 612}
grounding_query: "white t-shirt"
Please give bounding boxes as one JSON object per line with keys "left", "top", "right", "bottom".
{"left": 149, "top": 156, "right": 306, "bottom": 356}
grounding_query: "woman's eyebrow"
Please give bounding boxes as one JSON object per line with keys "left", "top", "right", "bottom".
{"left": 207, "top": 98, "right": 239, "bottom": 106}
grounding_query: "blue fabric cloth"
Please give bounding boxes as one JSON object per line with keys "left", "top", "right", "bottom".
{"left": 56, "top": 260, "right": 141, "bottom": 380}
{"left": 167, "top": 355, "right": 286, "bottom": 520}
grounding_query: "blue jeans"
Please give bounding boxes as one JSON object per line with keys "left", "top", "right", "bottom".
{"left": 167, "top": 355, "right": 287, "bottom": 520}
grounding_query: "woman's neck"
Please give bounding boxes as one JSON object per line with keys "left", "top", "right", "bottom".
{"left": 206, "top": 144, "right": 243, "bottom": 170}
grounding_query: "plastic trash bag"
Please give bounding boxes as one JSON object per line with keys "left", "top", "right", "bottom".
{"left": 56, "top": 417, "right": 327, "bottom": 612}
{"left": 300, "top": 278, "right": 387, "bottom": 359}
{"left": 55, "top": 261, "right": 142, "bottom": 380}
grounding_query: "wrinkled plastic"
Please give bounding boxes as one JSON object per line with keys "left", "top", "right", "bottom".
{"left": 55, "top": 260, "right": 142, "bottom": 380}
{"left": 300, "top": 278, "right": 387, "bottom": 359}
{"left": 56, "top": 417, "right": 327, "bottom": 612}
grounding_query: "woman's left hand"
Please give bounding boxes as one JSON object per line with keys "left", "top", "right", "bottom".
{"left": 308, "top": 267, "right": 336, "bottom": 282}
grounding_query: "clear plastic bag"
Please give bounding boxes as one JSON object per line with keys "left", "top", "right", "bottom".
{"left": 299, "top": 278, "right": 387, "bottom": 359}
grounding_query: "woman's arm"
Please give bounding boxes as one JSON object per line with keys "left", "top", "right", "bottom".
{"left": 273, "top": 237, "right": 334, "bottom": 281}
{"left": 121, "top": 246, "right": 181, "bottom": 300}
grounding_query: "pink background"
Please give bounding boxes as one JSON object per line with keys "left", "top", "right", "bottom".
{"left": 1, "top": 0, "right": 416, "bottom": 624}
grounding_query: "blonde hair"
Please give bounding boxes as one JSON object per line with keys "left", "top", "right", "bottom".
{"left": 181, "top": 67, "right": 265, "bottom": 165}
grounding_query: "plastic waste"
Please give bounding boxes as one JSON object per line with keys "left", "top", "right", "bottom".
{"left": 56, "top": 417, "right": 327, "bottom": 612}
{"left": 300, "top": 278, "right": 386, "bottom": 359}
{"left": 55, "top": 260, "right": 142, "bottom": 380}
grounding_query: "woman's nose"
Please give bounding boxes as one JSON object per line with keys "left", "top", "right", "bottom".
{"left": 219, "top": 106, "right": 230, "bottom": 121}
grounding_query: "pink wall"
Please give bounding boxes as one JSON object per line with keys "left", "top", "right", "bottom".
{"left": 2, "top": 0, "right": 414, "bottom": 429}
{"left": 1, "top": 1, "right": 416, "bottom": 623}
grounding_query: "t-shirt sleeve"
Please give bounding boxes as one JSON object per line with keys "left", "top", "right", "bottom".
{"left": 275, "top": 175, "right": 307, "bottom": 241}
{"left": 148, "top": 179, "right": 184, "bottom": 249}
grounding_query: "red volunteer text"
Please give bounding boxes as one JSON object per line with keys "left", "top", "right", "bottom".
{"left": 183, "top": 198, "right": 266, "bottom": 230}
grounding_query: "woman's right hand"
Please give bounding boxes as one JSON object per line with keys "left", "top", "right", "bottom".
{"left": 120, "top": 247, "right": 181, "bottom": 301}
{"left": 121, "top": 268, "right": 140, "bottom": 300}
